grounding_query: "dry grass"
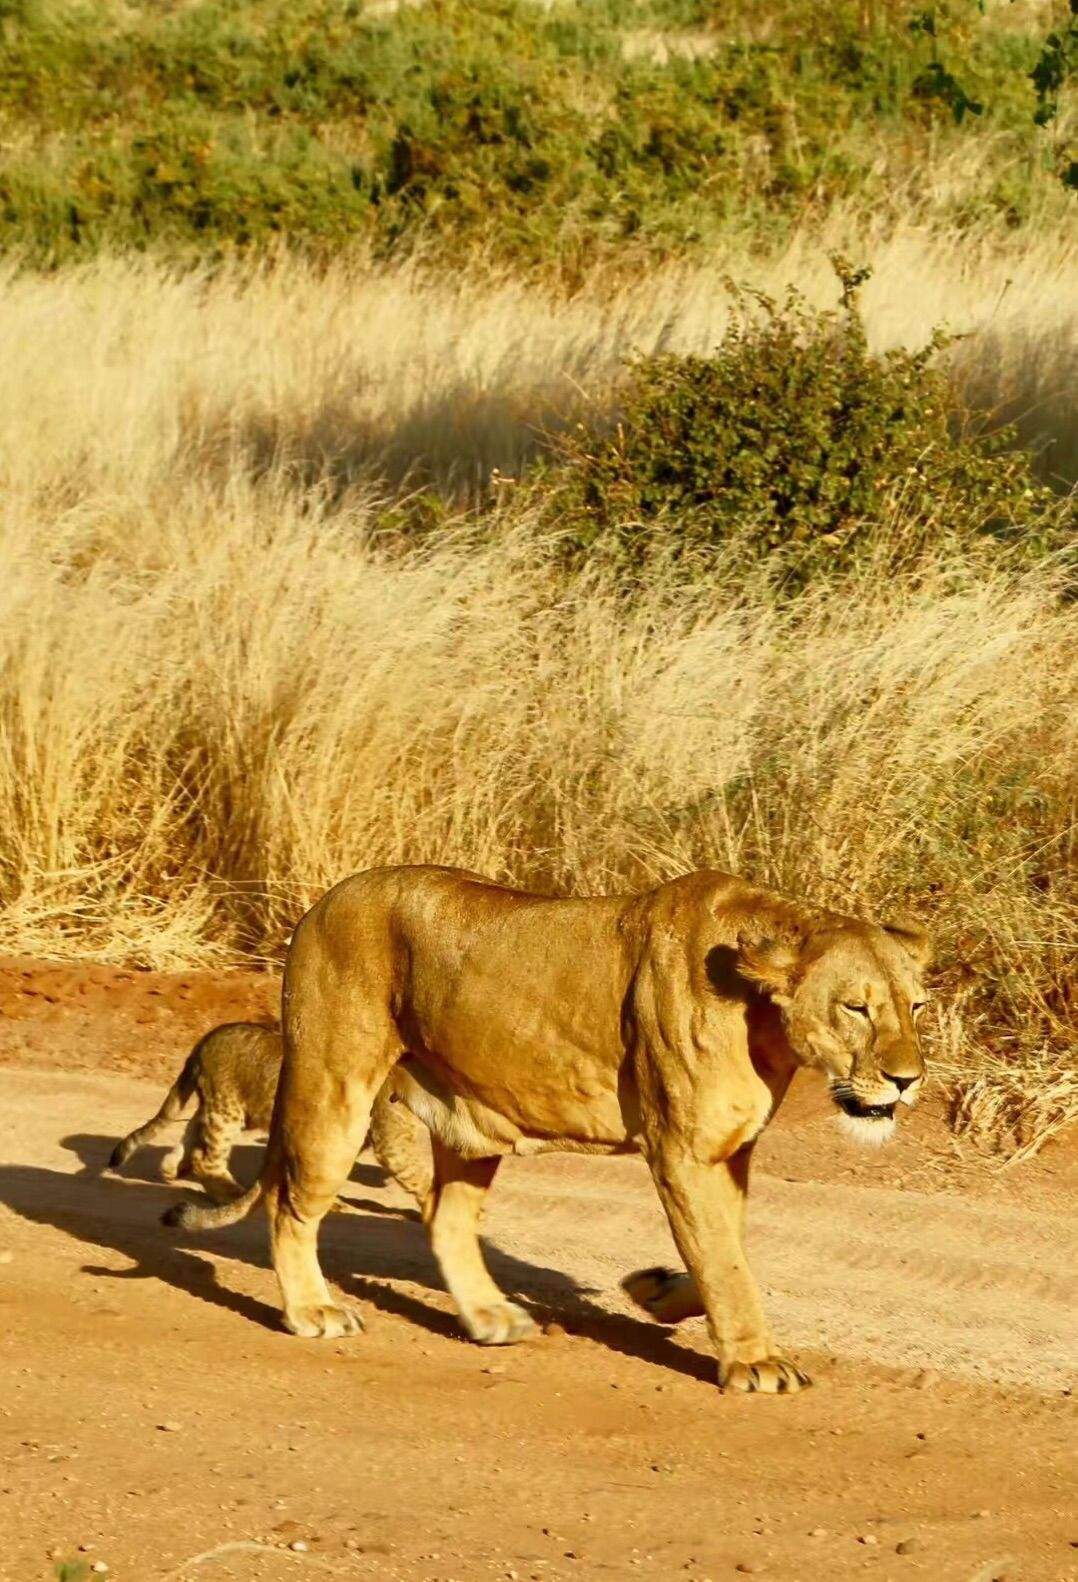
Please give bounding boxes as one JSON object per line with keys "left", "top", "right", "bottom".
{"left": 0, "top": 233, "right": 1075, "bottom": 1153}
{"left": 1, "top": 223, "right": 1074, "bottom": 503}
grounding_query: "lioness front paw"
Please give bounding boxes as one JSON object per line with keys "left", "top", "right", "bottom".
{"left": 718, "top": 1356, "right": 811, "bottom": 1395}
{"left": 460, "top": 1300, "right": 537, "bottom": 1346}
{"left": 283, "top": 1302, "right": 365, "bottom": 1340}
{"left": 621, "top": 1265, "right": 703, "bottom": 1324}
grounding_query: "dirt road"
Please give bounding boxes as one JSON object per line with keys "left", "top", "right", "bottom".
{"left": 0, "top": 962, "right": 1075, "bottom": 1582}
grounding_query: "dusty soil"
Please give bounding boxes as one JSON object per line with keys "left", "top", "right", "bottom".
{"left": 0, "top": 958, "right": 1075, "bottom": 1582}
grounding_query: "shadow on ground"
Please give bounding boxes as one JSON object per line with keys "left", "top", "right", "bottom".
{"left": 0, "top": 1131, "right": 714, "bottom": 1386}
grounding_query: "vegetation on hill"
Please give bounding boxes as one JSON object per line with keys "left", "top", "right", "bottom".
{"left": 0, "top": 0, "right": 1071, "bottom": 266}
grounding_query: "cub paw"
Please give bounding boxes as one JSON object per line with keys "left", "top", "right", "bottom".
{"left": 621, "top": 1265, "right": 701, "bottom": 1324}
{"left": 159, "top": 1148, "right": 185, "bottom": 1182}
{"left": 283, "top": 1302, "right": 365, "bottom": 1340}
{"left": 461, "top": 1300, "right": 537, "bottom": 1346}
{"left": 718, "top": 1356, "right": 811, "bottom": 1395}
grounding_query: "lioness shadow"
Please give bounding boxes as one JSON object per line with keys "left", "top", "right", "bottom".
{"left": 1, "top": 1134, "right": 714, "bottom": 1385}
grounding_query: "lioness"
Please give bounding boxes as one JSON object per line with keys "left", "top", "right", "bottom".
{"left": 111, "top": 1022, "right": 432, "bottom": 1206}
{"left": 164, "top": 866, "right": 930, "bottom": 1394}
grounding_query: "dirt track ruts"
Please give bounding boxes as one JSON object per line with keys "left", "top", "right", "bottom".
{"left": 2, "top": 1061, "right": 1076, "bottom": 1582}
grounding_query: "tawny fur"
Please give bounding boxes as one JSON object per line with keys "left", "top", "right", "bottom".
{"left": 161, "top": 865, "right": 930, "bottom": 1394}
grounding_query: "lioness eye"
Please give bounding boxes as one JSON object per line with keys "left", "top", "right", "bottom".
{"left": 911, "top": 1001, "right": 927, "bottom": 1016}
{"left": 842, "top": 1002, "right": 869, "bottom": 1016}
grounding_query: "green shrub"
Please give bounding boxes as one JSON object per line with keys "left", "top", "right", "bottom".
{"left": 542, "top": 266, "right": 1067, "bottom": 584}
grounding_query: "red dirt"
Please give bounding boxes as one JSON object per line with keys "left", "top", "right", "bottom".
{"left": 0, "top": 957, "right": 1075, "bottom": 1582}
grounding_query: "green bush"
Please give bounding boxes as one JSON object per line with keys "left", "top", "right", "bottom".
{"left": 542, "top": 266, "right": 1067, "bottom": 583}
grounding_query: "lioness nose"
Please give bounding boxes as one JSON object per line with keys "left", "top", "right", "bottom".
{"left": 884, "top": 1072, "right": 918, "bottom": 1092}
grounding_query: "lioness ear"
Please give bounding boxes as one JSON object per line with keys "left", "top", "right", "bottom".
{"left": 882, "top": 918, "right": 933, "bottom": 971}
{"left": 736, "top": 925, "right": 806, "bottom": 1000}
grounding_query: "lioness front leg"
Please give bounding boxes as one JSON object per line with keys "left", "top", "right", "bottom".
{"left": 621, "top": 1264, "right": 705, "bottom": 1324}
{"left": 624, "top": 1136, "right": 756, "bottom": 1327}
{"left": 426, "top": 1141, "right": 536, "bottom": 1346}
{"left": 645, "top": 1139, "right": 809, "bottom": 1395}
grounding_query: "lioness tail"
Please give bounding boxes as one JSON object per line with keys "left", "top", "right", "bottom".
{"left": 161, "top": 1177, "right": 263, "bottom": 1232}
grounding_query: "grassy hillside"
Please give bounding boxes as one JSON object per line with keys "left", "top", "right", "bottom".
{"left": 0, "top": 0, "right": 1071, "bottom": 266}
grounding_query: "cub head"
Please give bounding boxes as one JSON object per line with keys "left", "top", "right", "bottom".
{"left": 738, "top": 912, "right": 932, "bottom": 1145}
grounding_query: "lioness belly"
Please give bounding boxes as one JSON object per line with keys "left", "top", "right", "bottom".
{"left": 389, "top": 1059, "right": 639, "bottom": 1160}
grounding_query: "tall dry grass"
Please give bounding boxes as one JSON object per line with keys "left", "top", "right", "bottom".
{"left": 0, "top": 235, "right": 1075, "bottom": 1150}
{"left": 1, "top": 224, "right": 1074, "bottom": 502}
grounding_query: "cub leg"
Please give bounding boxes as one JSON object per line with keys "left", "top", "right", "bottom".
{"left": 187, "top": 1107, "right": 245, "bottom": 1201}
{"left": 368, "top": 1086, "right": 434, "bottom": 1209}
{"left": 161, "top": 1117, "right": 199, "bottom": 1181}
{"left": 427, "top": 1140, "right": 536, "bottom": 1345}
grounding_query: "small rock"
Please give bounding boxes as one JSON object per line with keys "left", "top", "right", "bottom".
{"left": 288, "top": 1540, "right": 308, "bottom": 1553}
{"left": 809, "top": 1527, "right": 827, "bottom": 1538}
{"left": 913, "top": 1369, "right": 941, "bottom": 1390}
{"left": 973, "top": 1508, "right": 990, "bottom": 1519}
{"left": 859, "top": 1534, "right": 879, "bottom": 1546}
{"left": 895, "top": 1538, "right": 918, "bottom": 1555}
{"left": 91, "top": 1564, "right": 108, "bottom": 1575}
{"left": 543, "top": 1322, "right": 567, "bottom": 1338}
{"left": 157, "top": 1421, "right": 182, "bottom": 1433}
{"left": 78, "top": 1544, "right": 94, "bottom": 1553}
{"left": 482, "top": 1365, "right": 506, "bottom": 1376}
{"left": 734, "top": 1565, "right": 761, "bottom": 1576}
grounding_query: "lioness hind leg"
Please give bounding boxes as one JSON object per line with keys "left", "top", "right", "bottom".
{"left": 427, "top": 1140, "right": 536, "bottom": 1346}
{"left": 268, "top": 1023, "right": 398, "bottom": 1340}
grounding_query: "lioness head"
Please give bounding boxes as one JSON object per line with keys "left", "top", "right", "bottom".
{"left": 738, "top": 913, "right": 931, "bottom": 1144}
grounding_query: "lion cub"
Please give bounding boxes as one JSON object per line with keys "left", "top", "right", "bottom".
{"left": 109, "top": 1022, "right": 431, "bottom": 1205}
